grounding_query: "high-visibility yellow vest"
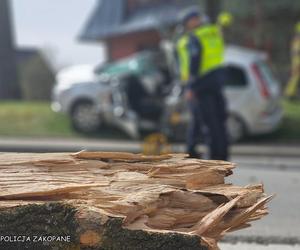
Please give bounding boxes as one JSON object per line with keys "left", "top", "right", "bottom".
{"left": 291, "top": 36, "right": 300, "bottom": 76}
{"left": 176, "top": 25, "right": 225, "bottom": 82}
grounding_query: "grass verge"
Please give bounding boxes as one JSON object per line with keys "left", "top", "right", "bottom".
{"left": 0, "top": 101, "right": 75, "bottom": 137}
{"left": 0, "top": 101, "right": 129, "bottom": 139}
{"left": 0, "top": 100, "right": 299, "bottom": 143}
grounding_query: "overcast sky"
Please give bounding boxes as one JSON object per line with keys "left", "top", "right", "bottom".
{"left": 12, "top": 0, "right": 105, "bottom": 69}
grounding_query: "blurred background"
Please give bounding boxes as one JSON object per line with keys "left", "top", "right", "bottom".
{"left": 0, "top": 0, "right": 299, "bottom": 143}
{"left": 0, "top": 1, "right": 300, "bottom": 249}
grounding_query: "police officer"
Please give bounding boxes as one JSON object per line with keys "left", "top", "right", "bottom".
{"left": 176, "top": 7, "right": 229, "bottom": 160}
{"left": 285, "top": 21, "right": 300, "bottom": 99}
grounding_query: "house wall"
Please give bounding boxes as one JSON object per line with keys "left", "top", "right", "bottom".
{"left": 106, "top": 30, "right": 161, "bottom": 60}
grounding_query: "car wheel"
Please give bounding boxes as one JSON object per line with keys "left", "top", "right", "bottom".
{"left": 71, "top": 101, "right": 101, "bottom": 133}
{"left": 227, "top": 115, "right": 246, "bottom": 143}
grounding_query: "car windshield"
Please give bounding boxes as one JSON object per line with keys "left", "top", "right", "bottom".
{"left": 95, "top": 52, "right": 160, "bottom": 77}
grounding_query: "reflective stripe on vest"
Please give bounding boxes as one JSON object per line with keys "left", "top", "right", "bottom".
{"left": 291, "top": 37, "right": 300, "bottom": 70}
{"left": 176, "top": 35, "right": 190, "bottom": 82}
{"left": 177, "top": 25, "right": 225, "bottom": 83}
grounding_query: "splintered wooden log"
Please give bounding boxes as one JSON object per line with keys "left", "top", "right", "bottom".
{"left": 0, "top": 152, "right": 273, "bottom": 250}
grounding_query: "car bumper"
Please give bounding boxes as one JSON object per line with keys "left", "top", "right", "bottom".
{"left": 249, "top": 108, "right": 283, "bottom": 135}
{"left": 51, "top": 89, "right": 71, "bottom": 114}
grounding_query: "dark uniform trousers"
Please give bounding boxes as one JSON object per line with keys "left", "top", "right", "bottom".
{"left": 187, "top": 68, "right": 229, "bottom": 161}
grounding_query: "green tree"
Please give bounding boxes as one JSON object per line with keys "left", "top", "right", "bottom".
{"left": 220, "top": 0, "right": 300, "bottom": 82}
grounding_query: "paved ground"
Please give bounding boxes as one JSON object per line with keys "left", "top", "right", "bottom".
{"left": 227, "top": 157, "right": 300, "bottom": 241}
{"left": 233, "top": 155, "right": 300, "bottom": 171}
{"left": 220, "top": 243, "right": 300, "bottom": 250}
{"left": 0, "top": 137, "right": 300, "bottom": 157}
{"left": 219, "top": 155, "right": 300, "bottom": 249}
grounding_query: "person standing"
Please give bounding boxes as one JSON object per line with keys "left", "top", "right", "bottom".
{"left": 176, "top": 7, "right": 229, "bottom": 160}
{"left": 285, "top": 22, "right": 300, "bottom": 99}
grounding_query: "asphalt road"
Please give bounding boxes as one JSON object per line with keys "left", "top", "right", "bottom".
{"left": 221, "top": 155, "right": 300, "bottom": 249}
{"left": 0, "top": 137, "right": 300, "bottom": 157}
{"left": 219, "top": 243, "right": 300, "bottom": 250}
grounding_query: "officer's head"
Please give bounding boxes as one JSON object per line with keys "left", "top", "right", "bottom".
{"left": 179, "top": 7, "right": 202, "bottom": 32}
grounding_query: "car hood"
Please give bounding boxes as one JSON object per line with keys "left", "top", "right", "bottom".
{"left": 55, "top": 64, "right": 97, "bottom": 89}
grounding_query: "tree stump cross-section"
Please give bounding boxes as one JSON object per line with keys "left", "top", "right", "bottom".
{"left": 0, "top": 152, "right": 273, "bottom": 250}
